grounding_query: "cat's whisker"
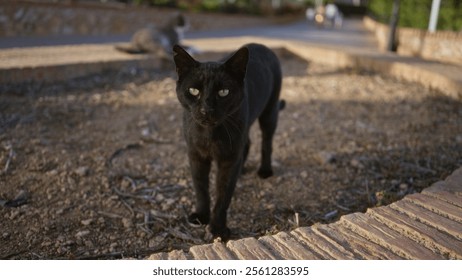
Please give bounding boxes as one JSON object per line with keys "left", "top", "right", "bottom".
{"left": 222, "top": 123, "right": 233, "bottom": 151}
{"left": 226, "top": 99, "right": 244, "bottom": 117}
{"left": 223, "top": 117, "right": 243, "bottom": 136}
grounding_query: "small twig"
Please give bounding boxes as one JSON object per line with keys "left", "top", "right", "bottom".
{"left": 136, "top": 221, "right": 157, "bottom": 227}
{"left": 2, "top": 144, "right": 14, "bottom": 174}
{"left": 112, "top": 187, "right": 156, "bottom": 202}
{"left": 77, "top": 251, "right": 126, "bottom": 260}
{"left": 167, "top": 227, "right": 203, "bottom": 244}
{"left": 107, "top": 143, "right": 142, "bottom": 167}
{"left": 137, "top": 224, "right": 154, "bottom": 235}
{"left": 97, "top": 211, "right": 124, "bottom": 219}
{"left": 30, "top": 252, "right": 45, "bottom": 259}
{"left": 1, "top": 249, "right": 29, "bottom": 259}
{"left": 273, "top": 214, "right": 285, "bottom": 224}
{"left": 120, "top": 198, "right": 135, "bottom": 217}
{"left": 150, "top": 209, "right": 177, "bottom": 220}
{"left": 77, "top": 244, "right": 168, "bottom": 260}
{"left": 123, "top": 176, "right": 138, "bottom": 189}
{"left": 141, "top": 135, "right": 173, "bottom": 145}
{"left": 0, "top": 190, "right": 29, "bottom": 208}
{"left": 136, "top": 188, "right": 158, "bottom": 199}
{"left": 324, "top": 210, "right": 338, "bottom": 220}
{"left": 365, "top": 179, "right": 373, "bottom": 206}
{"left": 400, "top": 162, "right": 436, "bottom": 175}
{"left": 157, "top": 184, "right": 185, "bottom": 193}
{"left": 144, "top": 210, "right": 151, "bottom": 225}
{"left": 294, "top": 212, "right": 300, "bottom": 227}
{"left": 336, "top": 204, "right": 350, "bottom": 211}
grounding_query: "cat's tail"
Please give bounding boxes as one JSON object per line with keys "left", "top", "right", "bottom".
{"left": 279, "top": 99, "right": 286, "bottom": 111}
{"left": 114, "top": 43, "right": 145, "bottom": 54}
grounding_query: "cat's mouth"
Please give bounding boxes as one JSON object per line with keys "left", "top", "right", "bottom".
{"left": 193, "top": 116, "right": 219, "bottom": 127}
{"left": 197, "top": 119, "right": 218, "bottom": 127}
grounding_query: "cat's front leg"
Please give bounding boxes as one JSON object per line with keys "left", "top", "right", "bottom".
{"left": 209, "top": 158, "right": 242, "bottom": 240}
{"left": 188, "top": 150, "right": 211, "bottom": 225}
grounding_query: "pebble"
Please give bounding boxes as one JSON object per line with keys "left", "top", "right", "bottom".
{"left": 161, "top": 198, "right": 176, "bottom": 211}
{"left": 9, "top": 210, "right": 21, "bottom": 220}
{"left": 41, "top": 241, "right": 52, "bottom": 247}
{"left": 316, "top": 151, "right": 336, "bottom": 165}
{"left": 177, "top": 179, "right": 188, "bottom": 186}
{"left": 75, "top": 166, "right": 89, "bottom": 177}
{"left": 350, "top": 158, "right": 364, "bottom": 169}
{"left": 265, "top": 203, "right": 276, "bottom": 210}
{"left": 324, "top": 210, "right": 338, "bottom": 219}
{"left": 141, "top": 128, "right": 150, "bottom": 136}
{"left": 109, "top": 242, "right": 118, "bottom": 252}
{"left": 399, "top": 183, "right": 409, "bottom": 191}
{"left": 165, "top": 198, "right": 176, "bottom": 206}
{"left": 75, "top": 230, "right": 90, "bottom": 238}
{"left": 81, "top": 218, "right": 93, "bottom": 226}
{"left": 57, "top": 235, "right": 66, "bottom": 242}
{"left": 47, "top": 169, "right": 59, "bottom": 176}
{"left": 155, "top": 193, "right": 165, "bottom": 202}
{"left": 122, "top": 218, "right": 133, "bottom": 228}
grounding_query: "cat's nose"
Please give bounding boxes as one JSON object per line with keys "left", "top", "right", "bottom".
{"left": 200, "top": 107, "right": 213, "bottom": 115}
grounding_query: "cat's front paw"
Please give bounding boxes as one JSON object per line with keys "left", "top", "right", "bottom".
{"left": 206, "top": 224, "right": 231, "bottom": 242}
{"left": 188, "top": 212, "right": 209, "bottom": 225}
{"left": 257, "top": 167, "right": 273, "bottom": 179}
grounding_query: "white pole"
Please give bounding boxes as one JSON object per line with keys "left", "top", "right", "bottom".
{"left": 428, "top": 0, "right": 441, "bottom": 32}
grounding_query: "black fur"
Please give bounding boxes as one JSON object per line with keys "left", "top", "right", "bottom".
{"left": 173, "top": 43, "right": 283, "bottom": 240}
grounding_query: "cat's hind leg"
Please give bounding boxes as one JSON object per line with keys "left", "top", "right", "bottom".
{"left": 241, "top": 137, "right": 251, "bottom": 174}
{"left": 257, "top": 106, "right": 279, "bottom": 178}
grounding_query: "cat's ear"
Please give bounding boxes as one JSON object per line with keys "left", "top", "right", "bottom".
{"left": 224, "top": 46, "right": 248, "bottom": 82}
{"left": 173, "top": 44, "right": 198, "bottom": 78}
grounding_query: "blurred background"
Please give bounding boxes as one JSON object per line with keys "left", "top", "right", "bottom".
{"left": 2, "top": 0, "right": 461, "bottom": 36}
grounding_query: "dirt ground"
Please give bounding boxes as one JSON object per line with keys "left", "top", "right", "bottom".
{"left": 1, "top": 49, "right": 461, "bottom": 259}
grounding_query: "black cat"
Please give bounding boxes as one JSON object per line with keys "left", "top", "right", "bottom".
{"left": 173, "top": 43, "right": 284, "bottom": 240}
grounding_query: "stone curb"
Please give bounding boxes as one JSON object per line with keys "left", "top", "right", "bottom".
{"left": 1, "top": 37, "right": 461, "bottom": 99}
{"left": 185, "top": 37, "right": 462, "bottom": 99}
{"left": 148, "top": 166, "right": 462, "bottom": 260}
{"left": 0, "top": 44, "right": 161, "bottom": 84}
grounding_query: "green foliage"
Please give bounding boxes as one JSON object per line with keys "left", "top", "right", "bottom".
{"left": 134, "top": 0, "right": 177, "bottom": 8}
{"left": 133, "top": 0, "right": 305, "bottom": 15}
{"left": 368, "top": 0, "right": 462, "bottom": 31}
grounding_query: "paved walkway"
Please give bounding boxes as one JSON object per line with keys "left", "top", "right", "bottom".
{"left": 1, "top": 19, "right": 460, "bottom": 96}
{"left": 148, "top": 167, "right": 462, "bottom": 260}
{"left": 0, "top": 19, "right": 374, "bottom": 49}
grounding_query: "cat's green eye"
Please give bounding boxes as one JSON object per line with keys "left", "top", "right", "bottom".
{"left": 189, "top": 88, "right": 200, "bottom": 96}
{"left": 218, "top": 89, "right": 229, "bottom": 97}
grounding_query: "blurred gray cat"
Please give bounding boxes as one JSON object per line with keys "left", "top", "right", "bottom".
{"left": 115, "top": 13, "right": 189, "bottom": 56}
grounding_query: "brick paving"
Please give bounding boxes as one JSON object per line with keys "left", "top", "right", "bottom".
{"left": 148, "top": 167, "right": 462, "bottom": 260}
